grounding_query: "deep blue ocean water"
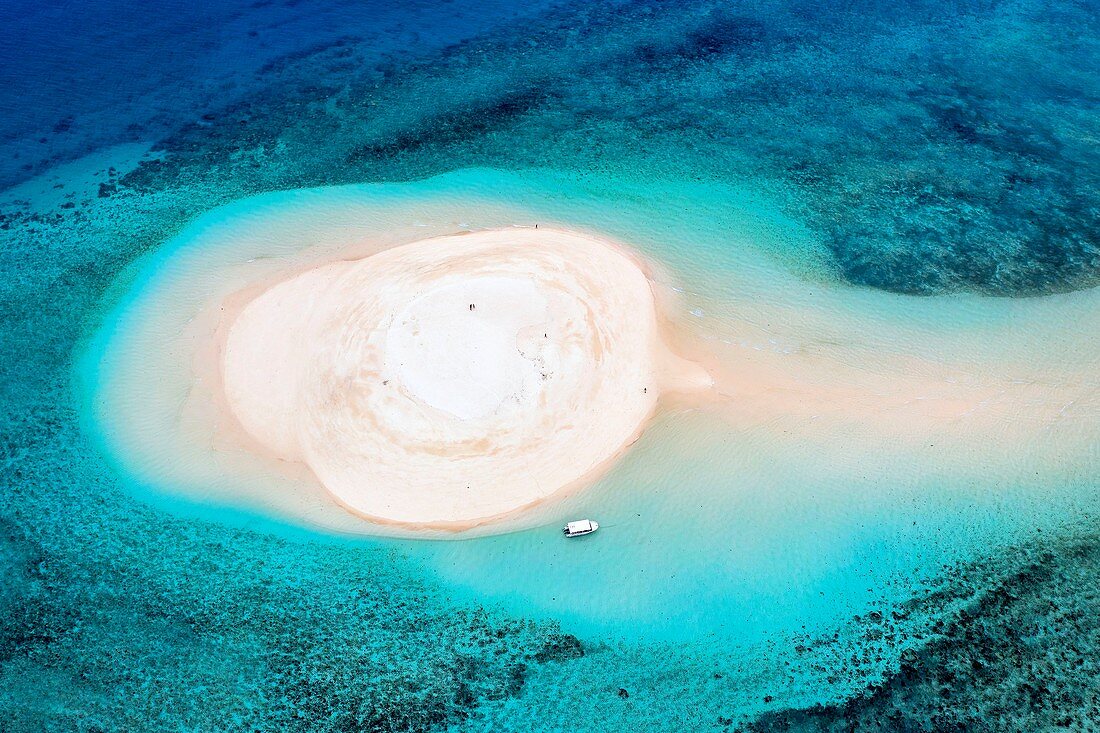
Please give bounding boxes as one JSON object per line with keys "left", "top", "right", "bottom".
{"left": 2, "top": 0, "right": 1099, "bottom": 731}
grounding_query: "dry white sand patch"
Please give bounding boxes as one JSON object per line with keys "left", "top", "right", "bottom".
{"left": 222, "top": 228, "right": 710, "bottom": 527}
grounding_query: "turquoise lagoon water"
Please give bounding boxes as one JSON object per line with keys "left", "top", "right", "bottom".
{"left": 77, "top": 170, "right": 1100, "bottom": 724}
{"left": 4, "top": 0, "right": 1100, "bottom": 730}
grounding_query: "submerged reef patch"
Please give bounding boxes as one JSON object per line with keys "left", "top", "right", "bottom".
{"left": 103, "top": 0, "right": 1100, "bottom": 296}
{"left": 740, "top": 524, "right": 1100, "bottom": 731}
{"left": 2, "top": 0, "right": 1100, "bottom": 729}
{"left": 1, "top": 398, "right": 591, "bottom": 731}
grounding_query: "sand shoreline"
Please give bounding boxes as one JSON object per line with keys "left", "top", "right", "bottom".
{"left": 85, "top": 179, "right": 1100, "bottom": 539}
{"left": 214, "top": 227, "right": 711, "bottom": 529}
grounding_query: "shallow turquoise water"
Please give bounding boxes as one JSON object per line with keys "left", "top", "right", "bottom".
{"left": 80, "top": 168, "right": 1100, "bottom": 662}
{"left": 4, "top": 0, "right": 1100, "bottom": 730}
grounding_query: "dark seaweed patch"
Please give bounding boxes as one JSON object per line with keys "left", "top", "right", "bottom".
{"left": 347, "top": 87, "right": 552, "bottom": 162}
{"left": 632, "top": 13, "right": 771, "bottom": 68}
{"left": 530, "top": 632, "right": 585, "bottom": 663}
{"left": 680, "top": 15, "right": 769, "bottom": 59}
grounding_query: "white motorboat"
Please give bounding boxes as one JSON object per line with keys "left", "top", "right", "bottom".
{"left": 563, "top": 519, "right": 599, "bottom": 537}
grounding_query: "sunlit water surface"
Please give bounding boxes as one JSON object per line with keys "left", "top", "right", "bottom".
{"left": 82, "top": 170, "right": 1100, "bottom": 649}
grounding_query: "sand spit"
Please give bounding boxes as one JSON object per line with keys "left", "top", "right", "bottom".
{"left": 85, "top": 176, "right": 1100, "bottom": 538}
{"left": 220, "top": 228, "right": 710, "bottom": 527}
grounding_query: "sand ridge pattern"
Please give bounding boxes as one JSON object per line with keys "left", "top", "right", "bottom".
{"left": 222, "top": 227, "right": 709, "bottom": 527}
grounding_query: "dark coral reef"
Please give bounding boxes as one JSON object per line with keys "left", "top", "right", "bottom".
{"left": 742, "top": 526, "right": 1100, "bottom": 732}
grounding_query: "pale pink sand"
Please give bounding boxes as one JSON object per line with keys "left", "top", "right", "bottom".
{"left": 91, "top": 212, "right": 1100, "bottom": 537}
{"left": 219, "top": 228, "right": 710, "bottom": 527}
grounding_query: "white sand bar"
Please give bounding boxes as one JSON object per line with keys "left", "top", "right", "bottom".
{"left": 222, "top": 228, "right": 709, "bottom": 526}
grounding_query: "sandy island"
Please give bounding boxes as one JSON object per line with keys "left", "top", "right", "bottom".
{"left": 86, "top": 179, "right": 1100, "bottom": 538}
{"left": 220, "top": 228, "right": 711, "bottom": 527}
